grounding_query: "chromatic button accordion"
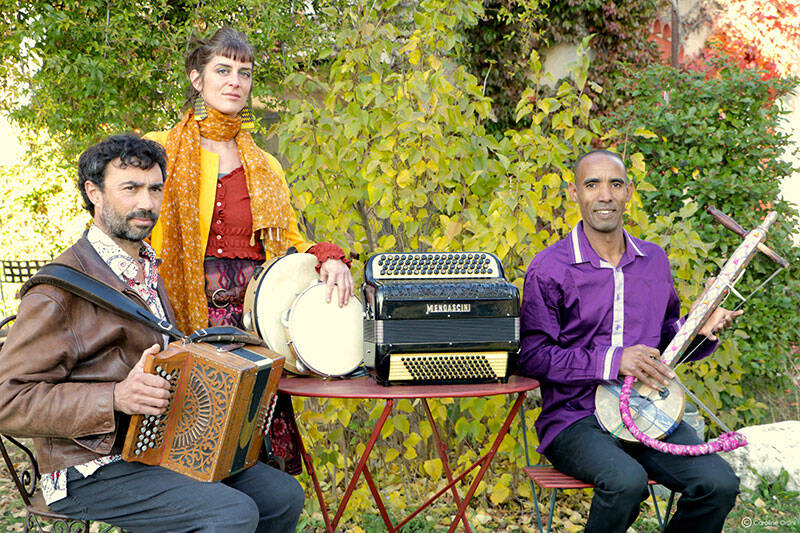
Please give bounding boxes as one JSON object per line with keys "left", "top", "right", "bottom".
{"left": 121, "top": 341, "right": 283, "bottom": 482}
{"left": 362, "top": 252, "right": 520, "bottom": 385}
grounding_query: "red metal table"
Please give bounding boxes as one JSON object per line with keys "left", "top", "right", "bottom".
{"left": 279, "top": 375, "right": 539, "bottom": 532}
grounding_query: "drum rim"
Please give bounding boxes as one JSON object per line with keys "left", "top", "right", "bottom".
{"left": 285, "top": 282, "right": 364, "bottom": 377}
{"left": 248, "top": 253, "right": 318, "bottom": 352}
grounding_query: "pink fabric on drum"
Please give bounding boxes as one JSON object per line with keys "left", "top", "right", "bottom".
{"left": 618, "top": 375, "right": 747, "bottom": 455}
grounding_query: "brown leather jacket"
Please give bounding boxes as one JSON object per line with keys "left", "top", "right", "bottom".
{"left": 0, "top": 237, "right": 176, "bottom": 473}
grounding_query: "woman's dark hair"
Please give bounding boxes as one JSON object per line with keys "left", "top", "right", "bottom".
{"left": 77, "top": 134, "right": 167, "bottom": 216}
{"left": 184, "top": 27, "right": 255, "bottom": 109}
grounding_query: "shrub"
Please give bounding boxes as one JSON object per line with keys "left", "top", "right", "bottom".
{"left": 608, "top": 57, "right": 800, "bottom": 416}
{"left": 277, "top": 0, "right": 723, "bottom": 520}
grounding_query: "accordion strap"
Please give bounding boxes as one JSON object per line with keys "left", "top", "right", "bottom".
{"left": 22, "top": 263, "right": 266, "bottom": 346}
{"left": 21, "top": 263, "right": 186, "bottom": 340}
{"left": 185, "top": 327, "right": 264, "bottom": 346}
{"left": 19, "top": 263, "right": 264, "bottom": 345}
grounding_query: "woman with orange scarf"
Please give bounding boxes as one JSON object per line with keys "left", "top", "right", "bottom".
{"left": 146, "top": 27, "right": 353, "bottom": 336}
{"left": 146, "top": 27, "right": 354, "bottom": 478}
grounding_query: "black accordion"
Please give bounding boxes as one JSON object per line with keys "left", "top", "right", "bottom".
{"left": 362, "top": 252, "right": 520, "bottom": 385}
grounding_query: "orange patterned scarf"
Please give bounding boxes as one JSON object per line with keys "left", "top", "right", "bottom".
{"left": 160, "top": 106, "right": 292, "bottom": 333}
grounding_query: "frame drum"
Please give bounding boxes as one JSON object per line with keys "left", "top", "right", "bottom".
{"left": 243, "top": 253, "right": 319, "bottom": 374}
{"left": 282, "top": 282, "right": 364, "bottom": 377}
{"left": 595, "top": 378, "right": 685, "bottom": 441}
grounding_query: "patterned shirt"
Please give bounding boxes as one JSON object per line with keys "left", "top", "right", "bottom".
{"left": 41, "top": 225, "right": 167, "bottom": 505}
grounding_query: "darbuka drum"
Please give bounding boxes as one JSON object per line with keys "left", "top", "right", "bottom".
{"left": 282, "top": 282, "right": 364, "bottom": 377}
{"left": 243, "top": 253, "right": 319, "bottom": 374}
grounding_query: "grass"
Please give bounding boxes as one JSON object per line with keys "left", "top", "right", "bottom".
{"left": 1, "top": 376, "right": 797, "bottom": 532}
{"left": 293, "top": 490, "right": 800, "bottom": 532}
{"left": 291, "top": 469, "right": 800, "bottom": 532}
{"left": 724, "top": 495, "right": 800, "bottom": 533}
{"left": 1, "top": 436, "right": 798, "bottom": 532}
{"left": 337, "top": 491, "right": 800, "bottom": 532}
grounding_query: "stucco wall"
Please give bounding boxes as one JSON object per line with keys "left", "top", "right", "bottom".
{"left": 781, "top": 90, "right": 800, "bottom": 225}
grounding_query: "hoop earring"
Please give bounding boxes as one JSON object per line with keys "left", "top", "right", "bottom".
{"left": 193, "top": 95, "right": 208, "bottom": 121}
{"left": 240, "top": 104, "right": 255, "bottom": 130}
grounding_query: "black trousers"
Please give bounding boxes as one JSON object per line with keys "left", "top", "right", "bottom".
{"left": 544, "top": 416, "right": 739, "bottom": 533}
{"left": 49, "top": 460, "right": 304, "bottom": 533}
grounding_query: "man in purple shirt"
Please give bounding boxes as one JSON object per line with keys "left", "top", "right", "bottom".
{"left": 519, "top": 150, "right": 740, "bottom": 532}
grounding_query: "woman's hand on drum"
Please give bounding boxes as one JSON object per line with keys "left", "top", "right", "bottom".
{"left": 320, "top": 258, "right": 354, "bottom": 306}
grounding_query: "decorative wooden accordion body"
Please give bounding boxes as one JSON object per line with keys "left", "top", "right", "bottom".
{"left": 362, "top": 252, "right": 519, "bottom": 385}
{"left": 122, "top": 341, "right": 283, "bottom": 482}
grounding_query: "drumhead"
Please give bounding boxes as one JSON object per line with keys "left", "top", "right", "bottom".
{"left": 595, "top": 379, "right": 685, "bottom": 442}
{"left": 286, "top": 283, "right": 363, "bottom": 377}
{"left": 243, "top": 253, "right": 319, "bottom": 362}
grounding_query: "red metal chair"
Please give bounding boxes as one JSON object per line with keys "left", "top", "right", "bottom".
{"left": 518, "top": 404, "right": 675, "bottom": 533}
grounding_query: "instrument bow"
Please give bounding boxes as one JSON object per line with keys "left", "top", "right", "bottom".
{"left": 617, "top": 208, "right": 787, "bottom": 455}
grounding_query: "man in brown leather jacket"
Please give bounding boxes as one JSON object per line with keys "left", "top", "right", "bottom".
{"left": 0, "top": 134, "right": 303, "bottom": 532}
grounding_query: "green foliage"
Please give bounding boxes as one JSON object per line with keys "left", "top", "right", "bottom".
{"left": 460, "top": 0, "right": 663, "bottom": 130}
{"left": 357, "top": 511, "right": 432, "bottom": 531}
{"left": 461, "top": 0, "right": 546, "bottom": 133}
{"left": 537, "top": 0, "right": 662, "bottom": 113}
{"left": 608, "top": 58, "right": 800, "bottom": 412}
{"left": 743, "top": 467, "right": 800, "bottom": 503}
{"left": 0, "top": 130, "right": 87, "bottom": 315}
{"left": 279, "top": 0, "right": 643, "bottom": 290}
{"left": 0, "top": 0, "right": 349, "bottom": 161}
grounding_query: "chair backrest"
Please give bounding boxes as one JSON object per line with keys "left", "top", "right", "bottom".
{"left": 0, "top": 314, "right": 15, "bottom": 345}
{"left": 0, "top": 260, "right": 50, "bottom": 284}
{"left": 0, "top": 315, "right": 37, "bottom": 507}
{"left": 0, "top": 433, "right": 39, "bottom": 508}
{"left": 1, "top": 259, "right": 50, "bottom": 311}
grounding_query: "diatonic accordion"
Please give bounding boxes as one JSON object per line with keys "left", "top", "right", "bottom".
{"left": 362, "top": 252, "right": 519, "bottom": 385}
{"left": 121, "top": 341, "right": 283, "bottom": 482}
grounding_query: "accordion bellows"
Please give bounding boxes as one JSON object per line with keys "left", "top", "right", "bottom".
{"left": 121, "top": 341, "right": 283, "bottom": 482}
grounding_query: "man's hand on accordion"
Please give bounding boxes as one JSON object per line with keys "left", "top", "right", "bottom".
{"left": 113, "top": 344, "right": 171, "bottom": 416}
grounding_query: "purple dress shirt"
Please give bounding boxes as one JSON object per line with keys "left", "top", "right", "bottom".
{"left": 519, "top": 222, "right": 716, "bottom": 453}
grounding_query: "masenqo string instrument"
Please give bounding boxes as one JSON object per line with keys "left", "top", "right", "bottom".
{"left": 595, "top": 208, "right": 789, "bottom": 455}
